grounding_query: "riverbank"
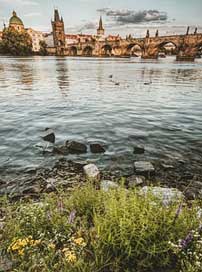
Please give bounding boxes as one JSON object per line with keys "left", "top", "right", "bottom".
{"left": 0, "top": 155, "right": 202, "bottom": 201}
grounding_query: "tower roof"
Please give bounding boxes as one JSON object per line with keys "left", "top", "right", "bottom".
{"left": 9, "top": 11, "right": 24, "bottom": 26}
{"left": 54, "top": 9, "right": 60, "bottom": 22}
{"left": 98, "top": 16, "right": 104, "bottom": 31}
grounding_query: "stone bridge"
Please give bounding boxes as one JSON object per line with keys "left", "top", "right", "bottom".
{"left": 64, "top": 33, "right": 202, "bottom": 61}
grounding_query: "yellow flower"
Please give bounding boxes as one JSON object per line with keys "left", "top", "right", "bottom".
{"left": 48, "top": 243, "right": 56, "bottom": 250}
{"left": 33, "top": 239, "right": 41, "bottom": 246}
{"left": 64, "top": 250, "right": 77, "bottom": 264}
{"left": 18, "top": 249, "right": 24, "bottom": 256}
{"left": 73, "top": 237, "right": 86, "bottom": 247}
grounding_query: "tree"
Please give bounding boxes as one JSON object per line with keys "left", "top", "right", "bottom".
{"left": 39, "top": 40, "right": 48, "bottom": 56}
{"left": 0, "top": 28, "right": 32, "bottom": 56}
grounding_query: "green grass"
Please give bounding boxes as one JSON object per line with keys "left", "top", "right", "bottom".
{"left": 0, "top": 183, "right": 202, "bottom": 272}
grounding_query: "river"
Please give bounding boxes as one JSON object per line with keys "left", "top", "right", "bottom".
{"left": 0, "top": 56, "right": 202, "bottom": 178}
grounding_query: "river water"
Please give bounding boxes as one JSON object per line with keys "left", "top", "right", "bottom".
{"left": 0, "top": 56, "right": 202, "bottom": 177}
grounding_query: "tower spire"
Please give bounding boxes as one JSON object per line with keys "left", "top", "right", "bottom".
{"left": 54, "top": 9, "right": 60, "bottom": 22}
{"left": 99, "top": 16, "right": 103, "bottom": 30}
{"left": 97, "top": 16, "right": 105, "bottom": 36}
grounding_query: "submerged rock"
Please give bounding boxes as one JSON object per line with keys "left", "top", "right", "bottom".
{"left": 133, "top": 145, "right": 145, "bottom": 154}
{"left": 41, "top": 128, "right": 55, "bottom": 144}
{"left": 83, "top": 164, "right": 100, "bottom": 180}
{"left": 53, "top": 145, "right": 69, "bottom": 155}
{"left": 100, "top": 180, "right": 119, "bottom": 192}
{"left": 140, "top": 186, "right": 183, "bottom": 206}
{"left": 90, "top": 143, "right": 106, "bottom": 154}
{"left": 66, "top": 141, "right": 87, "bottom": 154}
{"left": 134, "top": 161, "right": 155, "bottom": 177}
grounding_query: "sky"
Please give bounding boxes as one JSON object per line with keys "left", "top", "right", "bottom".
{"left": 0, "top": 0, "right": 202, "bottom": 36}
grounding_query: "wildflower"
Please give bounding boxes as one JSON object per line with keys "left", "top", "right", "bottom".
{"left": 64, "top": 250, "right": 77, "bottom": 264}
{"left": 18, "top": 249, "right": 24, "bottom": 256}
{"left": 33, "top": 239, "right": 41, "bottom": 246}
{"left": 173, "top": 202, "right": 183, "bottom": 223}
{"left": 57, "top": 198, "right": 64, "bottom": 213}
{"left": 48, "top": 243, "right": 56, "bottom": 250}
{"left": 180, "top": 231, "right": 193, "bottom": 249}
{"left": 68, "top": 210, "right": 76, "bottom": 224}
{"left": 73, "top": 237, "right": 86, "bottom": 247}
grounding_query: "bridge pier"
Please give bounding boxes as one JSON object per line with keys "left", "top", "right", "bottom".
{"left": 141, "top": 39, "right": 159, "bottom": 59}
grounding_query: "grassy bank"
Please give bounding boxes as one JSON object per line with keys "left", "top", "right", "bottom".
{"left": 0, "top": 183, "right": 202, "bottom": 272}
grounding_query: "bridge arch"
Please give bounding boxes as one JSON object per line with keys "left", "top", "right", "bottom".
{"left": 195, "top": 42, "right": 202, "bottom": 58}
{"left": 157, "top": 41, "right": 178, "bottom": 56}
{"left": 69, "top": 46, "right": 77, "bottom": 56}
{"left": 83, "top": 46, "right": 93, "bottom": 56}
{"left": 126, "top": 43, "right": 143, "bottom": 57}
{"left": 101, "top": 44, "right": 113, "bottom": 56}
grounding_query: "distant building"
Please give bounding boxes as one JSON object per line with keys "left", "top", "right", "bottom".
{"left": 1, "top": 11, "right": 44, "bottom": 53}
{"left": 9, "top": 11, "right": 24, "bottom": 32}
{"left": 51, "top": 9, "right": 65, "bottom": 55}
{"left": 26, "top": 28, "right": 44, "bottom": 52}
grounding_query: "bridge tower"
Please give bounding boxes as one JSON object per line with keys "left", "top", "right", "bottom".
{"left": 52, "top": 9, "right": 65, "bottom": 56}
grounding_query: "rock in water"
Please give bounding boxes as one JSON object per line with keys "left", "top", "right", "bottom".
{"left": 66, "top": 141, "right": 87, "bottom": 154}
{"left": 140, "top": 186, "right": 183, "bottom": 206}
{"left": 100, "top": 180, "right": 119, "bottom": 192}
{"left": 90, "top": 143, "right": 106, "bottom": 154}
{"left": 83, "top": 164, "right": 100, "bottom": 180}
{"left": 41, "top": 128, "right": 55, "bottom": 144}
{"left": 133, "top": 145, "right": 145, "bottom": 154}
{"left": 134, "top": 161, "right": 155, "bottom": 177}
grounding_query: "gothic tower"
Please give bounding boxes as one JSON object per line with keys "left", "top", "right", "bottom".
{"left": 97, "top": 16, "right": 105, "bottom": 36}
{"left": 52, "top": 9, "right": 65, "bottom": 56}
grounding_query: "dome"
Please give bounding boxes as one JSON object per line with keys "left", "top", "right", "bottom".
{"left": 9, "top": 11, "right": 24, "bottom": 26}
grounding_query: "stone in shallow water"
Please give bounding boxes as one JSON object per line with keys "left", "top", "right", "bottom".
{"left": 66, "top": 141, "right": 87, "bottom": 154}
{"left": 133, "top": 145, "right": 145, "bottom": 154}
{"left": 128, "top": 175, "right": 145, "bottom": 188}
{"left": 83, "top": 164, "right": 100, "bottom": 180}
{"left": 100, "top": 180, "right": 119, "bottom": 192}
{"left": 140, "top": 186, "right": 183, "bottom": 206}
{"left": 134, "top": 161, "right": 155, "bottom": 176}
{"left": 41, "top": 128, "right": 55, "bottom": 144}
{"left": 90, "top": 143, "right": 106, "bottom": 154}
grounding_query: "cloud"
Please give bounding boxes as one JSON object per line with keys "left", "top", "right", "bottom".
{"left": 79, "top": 21, "right": 96, "bottom": 31}
{"left": 0, "top": 0, "right": 39, "bottom": 6}
{"left": 98, "top": 8, "right": 168, "bottom": 24}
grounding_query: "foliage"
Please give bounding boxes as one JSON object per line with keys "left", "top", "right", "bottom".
{"left": 0, "top": 184, "right": 201, "bottom": 271}
{"left": 39, "top": 40, "right": 48, "bottom": 56}
{"left": 0, "top": 28, "right": 32, "bottom": 56}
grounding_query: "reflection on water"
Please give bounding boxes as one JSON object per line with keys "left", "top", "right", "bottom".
{"left": 0, "top": 56, "right": 202, "bottom": 175}
{"left": 55, "top": 58, "right": 69, "bottom": 94}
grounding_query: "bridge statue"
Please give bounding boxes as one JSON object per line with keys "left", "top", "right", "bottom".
{"left": 155, "top": 30, "right": 159, "bottom": 37}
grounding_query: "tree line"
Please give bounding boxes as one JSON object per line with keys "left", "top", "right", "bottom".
{"left": 0, "top": 28, "right": 48, "bottom": 56}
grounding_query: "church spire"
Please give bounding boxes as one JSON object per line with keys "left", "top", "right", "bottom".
{"left": 99, "top": 16, "right": 104, "bottom": 30}
{"left": 97, "top": 16, "right": 105, "bottom": 36}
